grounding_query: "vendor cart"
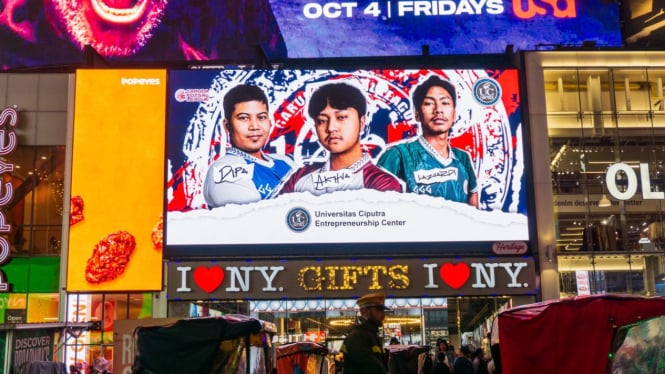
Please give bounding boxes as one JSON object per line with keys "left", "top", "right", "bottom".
{"left": 496, "top": 294, "right": 665, "bottom": 374}
{"left": 132, "top": 314, "right": 276, "bottom": 374}
{"left": 276, "top": 341, "right": 332, "bottom": 374}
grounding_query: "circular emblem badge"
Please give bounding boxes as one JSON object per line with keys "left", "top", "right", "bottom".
{"left": 473, "top": 78, "right": 501, "bottom": 106}
{"left": 286, "top": 207, "right": 311, "bottom": 233}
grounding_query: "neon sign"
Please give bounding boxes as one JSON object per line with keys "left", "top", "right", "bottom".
{"left": 0, "top": 106, "right": 17, "bottom": 292}
{"left": 168, "top": 257, "right": 537, "bottom": 299}
{"left": 512, "top": 0, "right": 576, "bottom": 19}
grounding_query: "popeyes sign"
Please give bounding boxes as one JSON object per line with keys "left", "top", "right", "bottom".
{"left": 0, "top": 106, "right": 18, "bottom": 292}
{"left": 167, "top": 257, "right": 536, "bottom": 299}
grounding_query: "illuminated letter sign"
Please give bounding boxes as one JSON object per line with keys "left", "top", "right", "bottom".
{"left": 167, "top": 257, "right": 536, "bottom": 299}
{"left": 0, "top": 106, "right": 17, "bottom": 292}
{"left": 606, "top": 162, "right": 663, "bottom": 200}
{"left": 512, "top": 0, "right": 576, "bottom": 19}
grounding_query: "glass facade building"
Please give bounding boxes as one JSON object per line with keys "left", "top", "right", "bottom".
{"left": 3, "top": 50, "right": 665, "bottom": 371}
{"left": 525, "top": 51, "right": 665, "bottom": 299}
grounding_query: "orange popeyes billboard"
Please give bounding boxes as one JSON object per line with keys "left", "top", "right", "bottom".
{"left": 67, "top": 69, "right": 166, "bottom": 292}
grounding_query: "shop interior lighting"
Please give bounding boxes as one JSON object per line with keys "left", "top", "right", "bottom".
{"left": 598, "top": 194, "right": 612, "bottom": 207}
{"left": 598, "top": 180, "right": 612, "bottom": 208}
{"left": 329, "top": 317, "right": 422, "bottom": 326}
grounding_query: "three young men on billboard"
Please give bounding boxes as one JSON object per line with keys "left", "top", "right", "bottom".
{"left": 203, "top": 76, "right": 477, "bottom": 207}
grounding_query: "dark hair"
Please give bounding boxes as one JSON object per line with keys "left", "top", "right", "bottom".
{"left": 412, "top": 76, "right": 457, "bottom": 111}
{"left": 223, "top": 84, "right": 269, "bottom": 121}
{"left": 460, "top": 345, "right": 472, "bottom": 356}
{"left": 307, "top": 82, "right": 367, "bottom": 120}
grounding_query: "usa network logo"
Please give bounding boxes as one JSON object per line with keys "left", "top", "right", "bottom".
{"left": 120, "top": 78, "right": 161, "bottom": 86}
{"left": 512, "top": 0, "right": 576, "bottom": 19}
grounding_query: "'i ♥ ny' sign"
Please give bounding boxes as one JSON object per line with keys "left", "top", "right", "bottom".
{"left": 439, "top": 263, "right": 471, "bottom": 289}
{"left": 168, "top": 257, "right": 536, "bottom": 300}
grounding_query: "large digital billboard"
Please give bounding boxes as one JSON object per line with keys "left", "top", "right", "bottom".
{"left": 166, "top": 68, "right": 529, "bottom": 256}
{"left": 67, "top": 69, "right": 165, "bottom": 292}
{"left": 269, "top": 0, "right": 622, "bottom": 57}
{"left": 1, "top": 0, "right": 622, "bottom": 70}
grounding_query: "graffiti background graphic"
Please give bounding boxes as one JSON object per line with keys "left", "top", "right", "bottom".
{"left": 166, "top": 69, "right": 526, "bottom": 215}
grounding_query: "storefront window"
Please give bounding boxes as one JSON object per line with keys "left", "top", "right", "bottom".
{"left": 545, "top": 66, "right": 665, "bottom": 296}
{"left": 167, "top": 297, "right": 510, "bottom": 352}
{"left": 6, "top": 145, "right": 65, "bottom": 257}
{"left": 65, "top": 293, "right": 153, "bottom": 372}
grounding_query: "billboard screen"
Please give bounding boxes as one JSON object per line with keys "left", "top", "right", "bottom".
{"left": 623, "top": 0, "right": 665, "bottom": 46}
{"left": 2, "top": 0, "right": 622, "bottom": 69}
{"left": 0, "top": 1, "right": 285, "bottom": 70}
{"left": 67, "top": 69, "right": 165, "bottom": 292}
{"left": 166, "top": 68, "right": 529, "bottom": 256}
{"left": 269, "top": 0, "right": 623, "bottom": 57}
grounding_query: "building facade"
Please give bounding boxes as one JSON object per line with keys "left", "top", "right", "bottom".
{"left": 2, "top": 10, "right": 665, "bottom": 374}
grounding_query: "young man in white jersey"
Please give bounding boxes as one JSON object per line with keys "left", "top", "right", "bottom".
{"left": 203, "top": 84, "right": 294, "bottom": 207}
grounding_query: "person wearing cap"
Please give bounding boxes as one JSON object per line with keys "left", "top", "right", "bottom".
{"left": 340, "top": 292, "right": 390, "bottom": 374}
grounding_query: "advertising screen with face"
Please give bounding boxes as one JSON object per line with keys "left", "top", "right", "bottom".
{"left": 269, "top": 0, "right": 622, "bottom": 57}
{"left": 67, "top": 69, "right": 165, "bottom": 292}
{"left": 0, "top": 0, "right": 285, "bottom": 70}
{"left": 166, "top": 69, "right": 529, "bottom": 256}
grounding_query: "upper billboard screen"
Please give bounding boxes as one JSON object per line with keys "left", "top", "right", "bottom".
{"left": 623, "top": 0, "right": 665, "bottom": 46}
{"left": 0, "top": 1, "right": 285, "bottom": 70}
{"left": 269, "top": 0, "right": 623, "bottom": 57}
{"left": 166, "top": 68, "right": 529, "bottom": 254}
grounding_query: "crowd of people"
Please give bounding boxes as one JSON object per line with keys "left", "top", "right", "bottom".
{"left": 68, "top": 357, "right": 111, "bottom": 374}
{"left": 337, "top": 292, "right": 499, "bottom": 374}
{"left": 423, "top": 339, "right": 494, "bottom": 374}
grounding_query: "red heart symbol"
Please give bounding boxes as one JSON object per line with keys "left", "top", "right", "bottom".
{"left": 193, "top": 266, "right": 224, "bottom": 293}
{"left": 439, "top": 263, "right": 470, "bottom": 289}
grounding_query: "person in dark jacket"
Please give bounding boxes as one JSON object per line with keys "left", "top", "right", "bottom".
{"left": 431, "top": 351, "right": 451, "bottom": 374}
{"left": 340, "top": 292, "right": 390, "bottom": 374}
{"left": 454, "top": 345, "right": 474, "bottom": 374}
